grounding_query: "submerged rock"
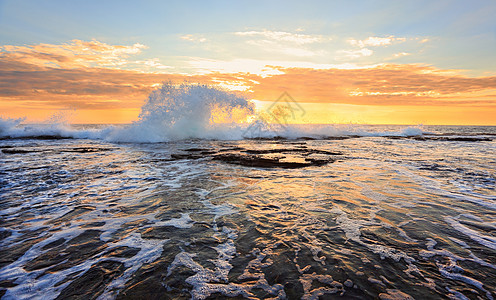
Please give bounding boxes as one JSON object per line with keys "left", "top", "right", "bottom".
{"left": 412, "top": 136, "right": 493, "bottom": 142}
{"left": 56, "top": 260, "right": 125, "bottom": 300}
{"left": 212, "top": 153, "right": 334, "bottom": 169}
{"left": 1, "top": 147, "right": 111, "bottom": 154}
{"left": 168, "top": 145, "right": 342, "bottom": 169}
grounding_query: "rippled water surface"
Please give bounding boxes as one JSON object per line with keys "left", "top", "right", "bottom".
{"left": 1, "top": 126, "right": 495, "bottom": 299}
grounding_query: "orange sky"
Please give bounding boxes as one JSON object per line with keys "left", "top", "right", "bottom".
{"left": 1, "top": 40, "right": 496, "bottom": 125}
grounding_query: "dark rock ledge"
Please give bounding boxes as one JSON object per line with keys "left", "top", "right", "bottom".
{"left": 168, "top": 146, "right": 343, "bottom": 169}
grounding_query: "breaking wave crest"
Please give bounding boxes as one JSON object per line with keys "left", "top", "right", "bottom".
{"left": 107, "top": 83, "right": 255, "bottom": 142}
{"left": 0, "top": 83, "right": 433, "bottom": 142}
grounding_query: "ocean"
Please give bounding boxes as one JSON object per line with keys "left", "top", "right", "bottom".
{"left": 0, "top": 85, "right": 495, "bottom": 299}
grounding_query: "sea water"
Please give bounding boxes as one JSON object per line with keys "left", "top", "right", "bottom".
{"left": 0, "top": 84, "right": 495, "bottom": 299}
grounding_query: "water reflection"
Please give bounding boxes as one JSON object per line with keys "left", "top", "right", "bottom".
{"left": 0, "top": 136, "right": 495, "bottom": 299}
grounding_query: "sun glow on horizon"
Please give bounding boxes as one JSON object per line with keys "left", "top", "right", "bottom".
{"left": 1, "top": 1, "right": 496, "bottom": 125}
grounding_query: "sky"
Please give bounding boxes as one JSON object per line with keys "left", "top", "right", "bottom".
{"left": 1, "top": 0, "right": 496, "bottom": 125}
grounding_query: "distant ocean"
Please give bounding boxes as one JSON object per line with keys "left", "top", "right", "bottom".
{"left": 1, "top": 84, "right": 495, "bottom": 299}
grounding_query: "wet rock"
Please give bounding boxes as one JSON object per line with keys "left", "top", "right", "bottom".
{"left": 0, "top": 230, "right": 11, "bottom": 241}
{"left": 218, "top": 146, "right": 245, "bottom": 152}
{"left": 243, "top": 148, "right": 342, "bottom": 156}
{"left": 42, "top": 238, "right": 66, "bottom": 250}
{"left": 141, "top": 223, "right": 210, "bottom": 241}
{"left": 47, "top": 205, "right": 95, "bottom": 226}
{"left": 182, "top": 148, "right": 217, "bottom": 155}
{"left": 104, "top": 246, "right": 140, "bottom": 258}
{"left": 1, "top": 148, "right": 42, "bottom": 154}
{"left": 141, "top": 225, "right": 180, "bottom": 239}
{"left": 25, "top": 230, "right": 106, "bottom": 272}
{"left": 325, "top": 135, "right": 357, "bottom": 140}
{"left": 81, "top": 221, "right": 106, "bottom": 228}
{"left": 1, "top": 146, "right": 111, "bottom": 154}
{"left": 344, "top": 279, "right": 354, "bottom": 287}
{"left": 118, "top": 276, "right": 174, "bottom": 300}
{"left": 0, "top": 135, "right": 71, "bottom": 140}
{"left": 162, "top": 265, "right": 196, "bottom": 298}
{"left": 0, "top": 280, "right": 17, "bottom": 289}
{"left": 59, "top": 147, "right": 111, "bottom": 153}
{"left": 0, "top": 237, "right": 45, "bottom": 268}
{"left": 56, "top": 260, "right": 125, "bottom": 300}
{"left": 170, "top": 153, "right": 204, "bottom": 160}
{"left": 246, "top": 136, "right": 287, "bottom": 141}
{"left": 117, "top": 244, "right": 181, "bottom": 300}
{"left": 412, "top": 136, "right": 492, "bottom": 142}
{"left": 212, "top": 153, "right": 334, "bottom": 169}
{"left": 263, "top": 249, "right": 301, "bottom": 287}
{"left": 68, "top": 229, "right": 103, "bottom": 245}
{"left": 167, "top": 145, "right": 342, "bottom": 169}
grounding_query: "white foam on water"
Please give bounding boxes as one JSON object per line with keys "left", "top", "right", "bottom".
{"left": 446, "top": 287, "right": 470, "bottom": 300}
{"left": 154, "top": 213, "right": 194, "bottom": 229}
{"left": 0, "top": 166, "right": 192, "bottom": 300}
{"left": 0, "top": 201, "right": 173, "bottom": 300}
{"left": 299, "top": 273, "right": 344, "bottom": 300}
{"left": 96, "top": 233, "right": 168, "bottom": 300}
{"left": 394, "top": 164, "right": 496, "bottom": 210}
{"left": 330, "top": 204, "right": 420, "bottom": 279}
{"left": 166, "top": 230, "right": 290, "bottom": 300}
{"left": 420, "top": 237, "right": 496, "bottom": 299}
{"left": 449, "top": 237, "right": 470, "bottom": 248}
{"left": 0, "top": 228, "right": 93, "bottom": 299}
{"left": 438, "top": 258, "right": 493, "bottom": 300}
{"left": 166, "top": 227, "right": 252, "bottom": 299}
{"left": 445, "top": 216, "right": 496, "bottom": 250}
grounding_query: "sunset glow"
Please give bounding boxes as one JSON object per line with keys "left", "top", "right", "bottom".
{"left": 1, "top": 1, "right": 495, "bottom": 125}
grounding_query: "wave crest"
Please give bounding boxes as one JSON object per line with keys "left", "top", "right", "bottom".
{"left": 107, "top": 83, "right": 255, "bottom": 142}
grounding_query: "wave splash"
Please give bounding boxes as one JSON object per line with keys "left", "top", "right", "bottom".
{"left": 0, "top": 83, "right": 430, "bottom": 142}
{"left": 108, "top": 83, "right": 255, "bottom": 142}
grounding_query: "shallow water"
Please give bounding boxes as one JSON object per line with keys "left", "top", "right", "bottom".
{"left": 1, "top": 126, "right": 495, "bottom": 299}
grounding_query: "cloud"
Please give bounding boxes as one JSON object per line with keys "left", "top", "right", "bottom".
{"left": 1, "top": 40, "right": 495, "bottom": 115}
{"left": 0, "top": 40, "right": 214, "bottom": 110}
{"left": 393, "top": 52, "right": 411, "bottom": 58}
{"left": 336, "top": 48, "right": 374, "bottom": 60}
{"left": 134, "top": 58, "right": 173, "bottom": 70}
{"left": 0, "top": 39, "right": 147, "bottom": 69}
{"left": 235, "top": 30, "right": 323, "bottom": 45}
{"left": 348, "top": 36, "right": 406, "bottom": 48}
{"left": 250, "top": 64, "right": 496, "bottom": 106}
{"left": 180, "top": 34, "right": 207, "bottom": 43}
{"left": 234, "top": 30, "right": 327, "bottom": 57}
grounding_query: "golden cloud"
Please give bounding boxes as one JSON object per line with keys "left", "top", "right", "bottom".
{"left": 0, "top": 39, "right": 147, "bottom": 69}
{"left": 1, "top": 40, "right": 496, "bottom": 117}
{"left": 251, "top": 64, "right": 496, "bottom": 106}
